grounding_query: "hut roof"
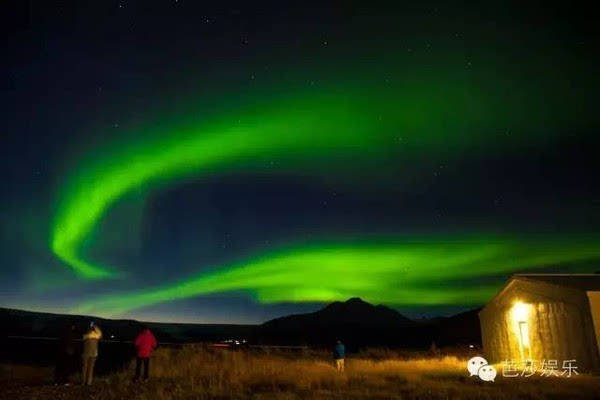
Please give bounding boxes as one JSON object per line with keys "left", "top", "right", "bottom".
{"left": 480, "top": 274, "right": 600, "bottom": 313}
{"left": 513, "top": 274, "right": 600, "bottom": 291}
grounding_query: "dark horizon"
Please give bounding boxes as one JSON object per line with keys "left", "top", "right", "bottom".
{"left": 2, "top": 295, "right": 483, "bottom": 326}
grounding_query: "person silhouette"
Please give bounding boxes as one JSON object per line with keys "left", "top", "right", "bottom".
{"left": 333, "top": 340, "right": 345, "bottom": 372}
{"left": 134, "top": 326, "right": 157, "bottom": 382}
{"left": 82, "top": 322, "right": 102, "bottom": 385}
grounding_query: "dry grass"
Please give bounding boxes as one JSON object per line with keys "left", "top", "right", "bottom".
{"left": 2, "top": 346, "right": 599, "bottom": 399}
{"left": 0, "top": 364, "right": 53, "bottom": 385}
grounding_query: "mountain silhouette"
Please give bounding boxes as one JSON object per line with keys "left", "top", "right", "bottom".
{"left": 257, "top": 297, "right": 426, "bottom": 348}
{"left": 316, "top": 297, "right": 415, "bottom": 325}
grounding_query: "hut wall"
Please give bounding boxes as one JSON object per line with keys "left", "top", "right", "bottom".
{"left": 480, "top": 280, "right": 600, "bottom": 372}
{"left": 587, "top": 291, "right": 600, "bottom": 366}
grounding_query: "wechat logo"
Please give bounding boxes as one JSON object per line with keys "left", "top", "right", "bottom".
{"left": 467, "top": 356, "right": 497, "bottom": 382}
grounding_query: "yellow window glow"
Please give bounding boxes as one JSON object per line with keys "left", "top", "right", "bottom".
{"left": 518, "top": 321, "right": 530, "bottom": 348}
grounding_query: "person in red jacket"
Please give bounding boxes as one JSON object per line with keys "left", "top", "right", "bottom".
{"left": 134, "top": 326, "right": 157, "bottom": 381}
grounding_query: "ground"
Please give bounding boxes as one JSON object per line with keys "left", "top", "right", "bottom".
{"left": 1, "top": 346, "right": 599, "bottom": 400}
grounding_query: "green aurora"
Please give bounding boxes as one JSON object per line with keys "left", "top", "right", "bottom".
{"left": 75, "top": 236, "right": 600, "bottom": 316}
{"left": 50, "top": 58, "right": 598, "bottom": 316}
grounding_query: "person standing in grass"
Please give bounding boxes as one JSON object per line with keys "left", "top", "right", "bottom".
{"left": 134, "top": 326, "right": 157, "bottom": 382}
{"left": 54, "top": 323, "right": 76, "bottom": 385}
{"left": 333, "top": 340, "right": 345, "bottom": 372}
{"left": 82, "top": 322, "right": 102, "bottom": 385}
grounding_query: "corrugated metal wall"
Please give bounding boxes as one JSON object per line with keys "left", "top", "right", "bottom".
{"left": 480, "top": 279, "right": 600, "bottom": 372}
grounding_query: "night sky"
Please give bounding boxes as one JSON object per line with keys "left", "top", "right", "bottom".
{"left": 2, "top": 1, "right": 599, "bottom": 323}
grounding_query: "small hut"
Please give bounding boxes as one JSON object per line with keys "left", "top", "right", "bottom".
{"left": 479, "top": 274, "right": 600, "bottom": 372}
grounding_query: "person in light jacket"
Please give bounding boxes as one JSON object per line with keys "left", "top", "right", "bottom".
{"left": 82, "top": 322, "right": 102, "bottom": 385}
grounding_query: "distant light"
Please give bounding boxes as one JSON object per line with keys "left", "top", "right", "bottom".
{"left": 469, "top": 344, "right": 474, "bottom": 349}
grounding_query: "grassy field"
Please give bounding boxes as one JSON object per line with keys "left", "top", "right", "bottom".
{"left": 1, "top": 346, "right": 599, "bottom": 399}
